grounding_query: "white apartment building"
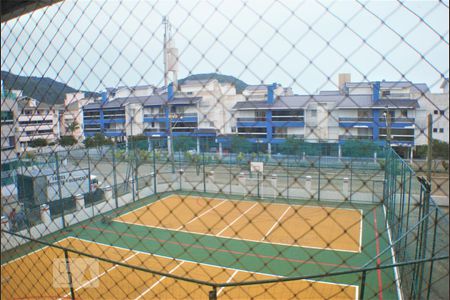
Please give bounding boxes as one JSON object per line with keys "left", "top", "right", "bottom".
{"left": 1, "top": 88, "right": 20, "bottom": 202}
{"left": 17, "top": 97, "right": 61, "bottom": 149}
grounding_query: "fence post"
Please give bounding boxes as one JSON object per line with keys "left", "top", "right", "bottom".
{"left": 55, "top": 152, "right": 65, "bottom": 229}
{"left": 152, "top": 147, "right": 157, "bottom": 194}
{"left": 208, "top": 286, "right": 217, "bottom": 300}
{"left": 317, "top": 155, "right": 321, "bottom": 201}
{"left": 349, "top": 157, "right": 353, "bottom": 202}
{"left": 418, "top": 178, "right": 431, "bottom": 298}
{"left": 111, "top": 144, "right": 119, "bottom": 208}
{"left": 63, "top": 249, "right": 75, "bottom": 300}
{"left": 203, "top": 151, "right": 206, "bottom": 193}
{"left": 427, "top": 207, "right": 439, "bottom": 300}
{"left": 360, "top": 271, "right": 367, "bottom": 300}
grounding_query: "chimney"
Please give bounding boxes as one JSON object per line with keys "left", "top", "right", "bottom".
{"left": 338, "top": 73, "right": 351, "bottom": 89}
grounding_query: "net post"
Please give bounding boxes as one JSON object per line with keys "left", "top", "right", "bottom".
{"left": 63, "top": 248, "right": 75, "bottom": 300}
{"left": 426, "top": 207, "right": 439, "bottom": 300}
{"left": 208, "top": 286, "right": 217, "bottom": 300}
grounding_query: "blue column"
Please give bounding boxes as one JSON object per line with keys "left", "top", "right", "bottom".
{"left": 373, "top": 109, "right": 380, "bottom": 141}
{"left": 100, "top": 91, "right": 107, "bottom": 133}
{"left": 266, "top": 83, "right": 276, "bottom": 143}
{"left": 372, "top": 81, "right": 380, "bottom": 102}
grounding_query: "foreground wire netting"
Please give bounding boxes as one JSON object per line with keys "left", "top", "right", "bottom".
{"left": 1, "top": 1, "right": 449, "bottom": 299}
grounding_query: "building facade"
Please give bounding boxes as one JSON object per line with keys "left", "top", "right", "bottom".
{"left": 1, "top": 88, "right": 20, "bottom": 203}
{"left": 17, "top": 97, "right": 61, "bottom": 149}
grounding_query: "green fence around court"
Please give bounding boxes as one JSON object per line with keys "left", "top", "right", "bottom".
{"left": 1, "top": 140, "right": 448, "bottom": 299}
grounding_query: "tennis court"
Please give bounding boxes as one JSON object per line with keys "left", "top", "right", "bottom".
{"left": 2, "top": 237, "right": 358, "bottom": 299}
{"left": 115, "top": 195, "right": 363, "bottom": 252}
{"left": 1, "top": 193, "right": 399, "bottom": 299}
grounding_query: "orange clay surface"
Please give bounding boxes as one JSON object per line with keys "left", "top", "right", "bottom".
{"left": 1, "top": 237, "right": 357, "bottom": 299}
{"left": 115, "top": 195, "right": 363, "bottom": 252}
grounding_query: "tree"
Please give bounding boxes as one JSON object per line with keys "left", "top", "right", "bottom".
{"left": 230, "top": 136, "right": 252, "bottom": 154}
{"left": 414, "top": 140, "right": 449, "bottom": 159}
{"left": 59, "top": 135, "right": 77, "bottom": 146}
{"left": 84, "top": 133, "right": 113, "bottom": 149}
{"left": 28, "top": 138, "right": 48, "bottom": 147}
{"left": 66, "top": 121, "right": 80, "bottom": 134}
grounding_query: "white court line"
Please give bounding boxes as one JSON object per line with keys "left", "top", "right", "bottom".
{"left": 217, "top": 269, "right": 239, "bottom": 296}
{"left": 113, "top": 194, "right": 363, "bottom": 253}
{"left": 134, "top": 262, "right": 185, "bottom": 300}
{"left": 69, "top": 237, "right": 359, "bottom": 295}
{"left": 216, "top": 202, "right": 259, "bottom": 236}
{"left": 383, "top": 205, "right": 403, "bottom": 300}
{"left": 59, "top": 252, "right": 139, "bottom": 299}
{"left": 176, "top": 200, "right": 227, "bottom": 230}
{"left": 114, "top": 219, "right": 361, "bottom": 253}
{"left": 1, "top": 237, "right": 73, "bottom": 266}
{"left": 115, "top": 194, "right": 174, "bottom": 220}
{"left": 261, "top": 207, "right": 291, "bottom": 241}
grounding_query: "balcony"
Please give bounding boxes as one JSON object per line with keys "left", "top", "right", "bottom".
{"left": 236, "top": 117, "right": 266, "bottom": 127}
{"left": 272, "top": 115, "right": 304, "bottom": 127}
{"left": 339, "top": 135, "right": 374, "bottom": 141}
{"left": 272, "top": 134, "right": 305, "bottom": 139}
{"left": 378, "top": 117, "right": 415, "bottom": 124}
{"left": 104, "top": 129, "right": 125, "bottom": 137}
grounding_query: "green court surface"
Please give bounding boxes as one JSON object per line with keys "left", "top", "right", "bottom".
{"left": 1, "top": 192, "right": 399, "bottom": 299}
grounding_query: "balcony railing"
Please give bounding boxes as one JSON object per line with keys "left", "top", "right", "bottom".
{"left": 272, "top": 134, "right": 305, "bottom": 139}
{"left": 339, "top": 117, "right": 373, "bottom": 122}
{"left": 339, "top": 135, "right": 374, "bottom": 140}
{"left": 272, "top": 116, "right": 304, "bottom": 122}
{"left": 379, "top": 135, "right": 415, "bottom": 142}
{"left": 237, "top": 117, "right": 266, "bottom": 122}
{"left": 144, "top": 114, "right": 166, "bottom": 119}
{"left": 378, "top": 117, "right": 415, "bottom": 123}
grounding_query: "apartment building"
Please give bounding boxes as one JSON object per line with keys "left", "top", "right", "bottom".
{"left": 82, "top": 80, "right": 241, "bottom": 150}
{"left": 230, "top": 75, "right": 430, "bottom": 155}
{"left": 17, "top": 97, "right": 61, "bottom": 149}
{"left": 1, "top": 88, "right": 20, "bottom": 202}
{"left": 416, "top": 78, "right": 449, "bottom": 144}
{"left": 61, "top": 92, "right": 94, "bottom": 141}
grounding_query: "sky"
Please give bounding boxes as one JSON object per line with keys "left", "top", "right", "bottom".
{"left": 1, "top": 0, "right": 449, "bottom": 94}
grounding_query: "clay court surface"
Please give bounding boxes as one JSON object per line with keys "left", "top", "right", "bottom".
{"left": 1, "top": 237, "right": 358, "bottom": 299}
{"left": 115, "top": 195, "right": 363, "bottom": 252}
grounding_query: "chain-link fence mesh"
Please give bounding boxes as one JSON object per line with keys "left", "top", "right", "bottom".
{"left": 1, "top": 1, "right": 448, "bottom": 299}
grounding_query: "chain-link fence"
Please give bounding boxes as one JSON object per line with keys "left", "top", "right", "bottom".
{"left": 1, "top": 1, "right": 448, "bottom": 299}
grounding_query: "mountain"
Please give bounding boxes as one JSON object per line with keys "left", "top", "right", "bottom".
{"left": 178, "top": 73, "right": 248, "bottom": 93}
{"left": 1, "top": 70, "right": 98, "bottom": 105}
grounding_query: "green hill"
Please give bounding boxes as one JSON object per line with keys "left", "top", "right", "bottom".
{"left": 178, "top": 73, "right": 248, "bottom": 93}
{"left": 1, "top": 70, "right": 98, "bottom": 105}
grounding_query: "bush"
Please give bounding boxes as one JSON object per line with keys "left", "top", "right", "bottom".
{"left": 28, "top": 138, "right": 48, "bottom": 147}
{"left": 59, "top": 135, "right": 77, "bottom": 146}
{"left": 414, "top": 140, "right": 449, "bottom": 159}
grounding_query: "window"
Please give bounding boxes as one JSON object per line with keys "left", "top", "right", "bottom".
{"left": 439, "top": 128, "right": 444, "bottom": 133}
{"left": 8, "top": 136, "right": 15, "bottom": 148}
{"left": 434, "top": 110, "right": 439, "bottom": 115}
{"left": 311, "top": 110, "right": 317, "bottom": 117}
{"left": 400, "top": 109, "right": 408, "bottom": 117}
{"left": 433, "top": 128, "right": 438, "bottom": 133}
{"left": 440, "top": 110, "right": 445, "bottom": 115}
{"left": 381, "top": 90, "right": 391, "bottom": 97}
